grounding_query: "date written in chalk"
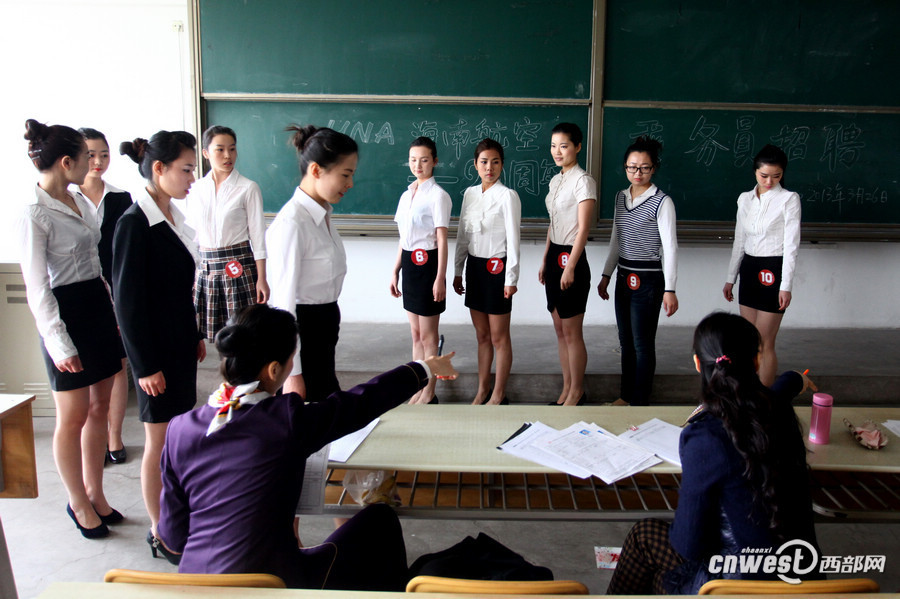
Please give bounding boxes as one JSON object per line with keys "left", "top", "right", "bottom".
{"left": 595, "top": 546, "right": 622, "bottom": 569}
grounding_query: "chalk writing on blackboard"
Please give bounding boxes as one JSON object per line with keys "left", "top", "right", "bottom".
{"left": 771, "top": 125, "right": 810, "bottom": 162}
{"left": 802, "top": 185, "right": 888, "bottom": 215}
{"left": 326, "top": 120, "right": 395, "bottom": 145}
{"left": 475, "top": 119, "right": 510, "bottom": 147}
{"left": 510, "top": 159, "right": 558, "bottom": 196}
{"left": 821, "top": 123, "right": 864, "bottom": 172}
{"left": 514, "top": 117, "right": 542, "bottom": 151}
{"left": 412, "top": 121, "right": 439, "bottom": 139}
{"left": 733, "top": 116, "right": 756, "bottom": 168}
{"left": 630, "top": 120, "right": 664, "bottom": 142}
{"left": 687, "top": 116, "right": 730, "bottom": 166}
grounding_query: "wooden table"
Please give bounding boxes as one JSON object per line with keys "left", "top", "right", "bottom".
{"left": 0, "top": 394, "right": 37, "bottom": 499}
{"left": 322, "top": 405, "right": 900, "bottom": 522}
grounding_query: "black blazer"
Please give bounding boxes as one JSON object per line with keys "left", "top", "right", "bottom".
{"left": 112, "top": 202, "right": 200, "bottom": 379}
{"left": 97, "top": 191, "right": 132, "bottom": 290}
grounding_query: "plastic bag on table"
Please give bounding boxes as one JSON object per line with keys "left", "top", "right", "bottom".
{"left": 342, "top": 470, "right": 401, "bottom": 506}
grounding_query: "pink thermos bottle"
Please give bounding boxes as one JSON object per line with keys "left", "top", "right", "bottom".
{"left": 809, "top": 393, "right": 833, "bottom": 444}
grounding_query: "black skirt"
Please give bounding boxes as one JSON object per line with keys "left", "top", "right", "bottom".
{"left": 401, "top": 249, "right": 445, "bottom": 316}
{"left": 738, "top": 255, "right": 785, "bottom": 314}
{"left": 40, "top": 278, "right": 123, "bottom": 392}
{"left": 544, "top": 242, "right": 590, "bottom": 318}
{"left": 464, "top": 255, "right": 512, "bottom": 315}
{"left": 135, "top": 343, "right": 198, "bottom": 423}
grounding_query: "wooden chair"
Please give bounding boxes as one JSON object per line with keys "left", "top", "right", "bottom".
{"left": 698, "top": 577, "right": 880, "bottom": 595}
{"left": 104, "top": 568, "right": 286, "bottom": 588}
{"left": 405, "top": 575, "right": 589, "bottom": 594}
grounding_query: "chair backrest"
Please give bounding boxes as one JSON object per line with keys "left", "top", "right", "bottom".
{"left": 405, "top": 575, "right": 589, "bottom": 595}
{"left": 103, "top": 568, "right": 286, "bottom": 588}
{"left": 698, "top": 577, "right": 880, "bottom": 595}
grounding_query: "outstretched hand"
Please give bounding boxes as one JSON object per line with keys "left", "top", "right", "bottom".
{"left": 424, "top": 351, "right": 458, "bottom": 380}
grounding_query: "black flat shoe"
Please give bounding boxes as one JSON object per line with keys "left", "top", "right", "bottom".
{"left": 66, "top": 504, "right": 109, "bottom": 539}
{"left": 96, "top": 507, "right": 124, "bottom": 525}
{"left": 547, "top": 400, "right": 562, "bottom": 406}
{"left": 106, "top": 447, "right": 127, "bottom": 464}
{"left": 147, "top": 530, "right": 182, "bottom": 565}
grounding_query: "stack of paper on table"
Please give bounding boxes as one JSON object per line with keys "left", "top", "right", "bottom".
{"left": 498, "top": 421, "right": 662, "bottom": 484}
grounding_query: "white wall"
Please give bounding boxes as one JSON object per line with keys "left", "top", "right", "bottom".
{"left": 339, "top": 237, "right": 900, "bottom": 328}
{"left": 2, "top": 0, "right": 896, "bottom": 329}
{"left": 0, "top": 0, "right": 193, "bottom": 261}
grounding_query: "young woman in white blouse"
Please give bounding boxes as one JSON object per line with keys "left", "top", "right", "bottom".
{"left": 722, "top": 144, "right": 799, "bottom": 386}
{"left": 540, "top": 123, "right": 596, "bottom": 406}
{"left": 189, "top": 125, "right": 268, "bottom": 342}
{"left": 266, "top": 125, "right": 358, "bottom": 403}
{"left": 390, "top": 137, "right": 451, "bottom": 404}
{"left": 597, "top": 136, "right": 678, "bottom": 406}
{"left": 453, "top": 138, "right": 521, "bottom": 405}
{"left": 76, "top": 127, "right": 132, "bottom": 466}
{"left": 18, "top": 119, "right": 123, "bottom": 538}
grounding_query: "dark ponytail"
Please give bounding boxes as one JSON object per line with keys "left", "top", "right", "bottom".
{"left": 692, "top": 312, "right": 806, "bottom": 538}
{"left": 215, "top": 304, "right": 298, "bottom": 386}
{"left": 286, "top": 125, "right": 358, "bottom": 175}
{"left": 120, "top": 130, "right": 196, "bottom": 180}
{"left": 24, "top": 119, "right": 85, "bottom": 172}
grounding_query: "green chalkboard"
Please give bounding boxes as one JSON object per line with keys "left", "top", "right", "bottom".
{"left": 199, "top": 0, "right": 593, "bottom": 99}
{"left": 604, "top": 0, "right": 900, "bottom": 107}
{"left": 600, "top": 107, "right": 900, "bottom": 224}
{"left": 206, "top": 100, "right": 588, "bottom": 217}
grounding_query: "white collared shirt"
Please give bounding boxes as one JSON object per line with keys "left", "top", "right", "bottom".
{"left": 186, "top": 169, "right": 267, "bottom": 259}
{"left": 17, "top": 185, "right": 102, "bottom": 361}
{"left": 71, "top": 181, "right": 127, "bottom": 223}
{"left": 602, "top": 184, "right": 678, "bottom": 291}
{"left": 545, "top": 164, "right": 597, "bottom": 246}
{"left": 394, "top": 177, "right": 452, "bottom": 251}
{"left": 135, "top": 191, "right": 201, "bottom": 266}
{"left": 726, "top": 184, "right": 801, "bottom": 292}
{"left": 454, "top": 182, "right": 522, "bottom": 287}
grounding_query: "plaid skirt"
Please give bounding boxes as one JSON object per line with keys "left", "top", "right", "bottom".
{"left": 194, "top": 241, "right": 258, "bottom": 341}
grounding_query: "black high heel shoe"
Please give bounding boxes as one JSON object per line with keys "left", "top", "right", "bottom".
{"left": 106, "top": 446, "right": 127, "bottom": 465}
{"left": 147, "top": 530, "right": 182, "bottom": 565}
{"left": 66, "top": 504, "right": 109, "bottom": 539}
{"left": 95, "top": 506, "right": 124, "bottom": 525}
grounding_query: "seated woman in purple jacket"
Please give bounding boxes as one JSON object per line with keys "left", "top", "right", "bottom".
{"left": 607, "top": 312, "right": 818, "bottom": 594}
{"left": 157, "top": 304, "right": 457, "bottom": 590}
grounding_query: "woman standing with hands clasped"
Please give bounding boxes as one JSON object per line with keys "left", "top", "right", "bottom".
{"left": 267, "top": 125, "right": 358, "bottom": 403}
{"left": 597, "top": 136, "right": 678, "bottom": 406}
{"left": 453, "top": 138, "right": 521, "bottom": 405}
{"left": 540, "top": 123, "right": 595, "bottom": 406}
{"left": 723, "top": 144, "right": 799, "bottom": 386}
{"left": 189, "top": 125, "right": 269, "bottom": 343}
{"left": 390, "top": 137, "right": 451, "bottom": 405}
{"left": 76, "top": 127, "right": 132, "bottom": 466}
{"left": 18, "top": 119, "right": 123, "bottom": 538}
{"left": 114, "top": 130, "right": 205, "bottom": 554}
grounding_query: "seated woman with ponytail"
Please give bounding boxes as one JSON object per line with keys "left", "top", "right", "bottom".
{"left": 157, "top": 303, "right": 457, "bottom": 591}
{"left": 606, "top": 312, "right": 819, "bottom": 595}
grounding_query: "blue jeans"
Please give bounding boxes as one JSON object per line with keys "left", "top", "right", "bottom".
{"left": 614, "top": 269, "right": 664, "bottom": 406}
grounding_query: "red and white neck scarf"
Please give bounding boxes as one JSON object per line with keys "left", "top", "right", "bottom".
{"left": 206, "top": 381, "right": 271, "bottom": 436}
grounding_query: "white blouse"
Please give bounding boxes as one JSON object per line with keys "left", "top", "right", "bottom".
{"left": 187, "top": 169, "right": 267, "bottom": 259}
{"left": 135, "top": 191, "right": 201, "bottom": 267}
{"left": 17, "top": 185, "right": 102, "bottom": 362}
{"left": 545, "top": 164, "right": 597, "bottom": 246}
{"left": 267, "top": 188, "right": 347, "bottom": 375}
{"left": 454, "top": 182, "right": 522, "bottom": 287}
{"left": 726, "top": 184, "right": 801, "bottom": 292}
{"left": 601, "top": 184, "right": 678, "bottom": 291}
{"left": 71, "top": 181, "right": 127, "bottom": 222}
{"left": 394, "top": 177, "right": 452, "bottom": 251}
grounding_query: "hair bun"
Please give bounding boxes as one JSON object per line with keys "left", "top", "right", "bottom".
{"left": 119, "top": 138, "right": 148, "bottom": 164}
{"left": 286, "top": 124, "right": 319, "bottom": 152}
{"left": 24, "top": 119, "right": 49, "bottom": 143}
{"left": 215, "top": 323, "right": 252, "bottom": 357}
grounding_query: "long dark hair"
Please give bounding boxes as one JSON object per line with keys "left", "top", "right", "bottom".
{"left": 692, "top": 312, "right": 806, "bottom": 537}
{"left": 215, "top": 304, "right": 298, "bottom": 385}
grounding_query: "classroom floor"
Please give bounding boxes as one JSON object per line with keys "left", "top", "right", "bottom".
{"left": 2, "top": 324, "right": 898, "bottom": 598}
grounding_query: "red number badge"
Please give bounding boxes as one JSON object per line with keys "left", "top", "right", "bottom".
{"left": 412, "top": 249, "right": 428, "bottom": 266}
{"left": 225, "top": 260, "right": 243, "bottom": 279}
{"left": 627, "top": 273, "right": 641, "bottom": 290}
{"left": 557, "top": 252, "right": 570, "bottom": 269}
{"left": 486, "top": 258, "right": 504, "bottom": 274}
{"left": 758, "top": 269, "right": 775, "bottom": 287}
